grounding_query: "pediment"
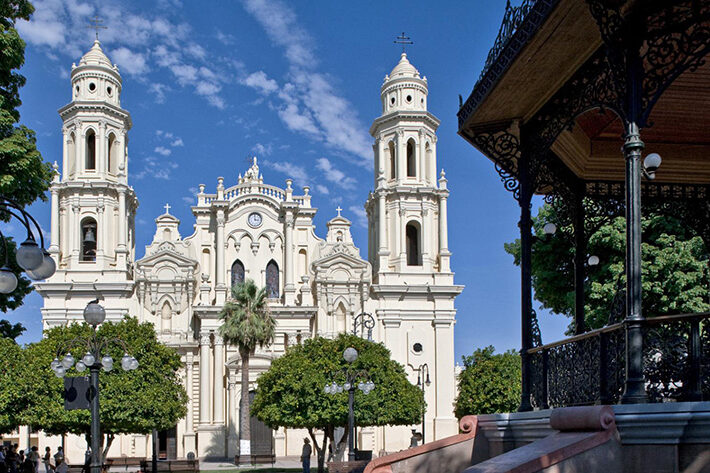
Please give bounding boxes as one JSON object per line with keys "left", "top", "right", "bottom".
{"left": 136, "top": 246, "right": 198, "bottom": 269}
{"left": 313, "top": 246, "right": 370, "bottom": 271}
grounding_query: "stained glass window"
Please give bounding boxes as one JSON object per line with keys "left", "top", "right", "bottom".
{"left": 266, "top": 260, "right": 279, "bottom": 299}
{"left": 231, "top": 259, "right": 245, "bottom": 287}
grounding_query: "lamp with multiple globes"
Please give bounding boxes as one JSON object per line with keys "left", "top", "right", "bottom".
{"left": 0, "top": 197, "right": 57, "bottom": 294}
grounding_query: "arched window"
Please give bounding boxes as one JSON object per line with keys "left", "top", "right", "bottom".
{"left": 231, "top": 259, "right": 245, "bottom": 287}
{"left": 107, "top": 133, "right": 116, "bottom": 174}
{"left": 161, "top": 300, "right": 172, "bottom": 333}
{"left": 406, "top": 139, "right": 416, "bottom": 177}
{"left": 81, "top": 217, "right": 97, "bottom": 262}
{"left": 85, "top": 130, "right": 96, "bottom": 170}
{"left": 388, "top": 141, "right": 396, "bottom": 179}
{"left": 406, "top": 221, "right": 421, "bottom": 266}
{"left": 265, "top": 260, "right": 279, "bottom": 299}
{"left": 298, "top": 249, "right": 308, "bottom": 279}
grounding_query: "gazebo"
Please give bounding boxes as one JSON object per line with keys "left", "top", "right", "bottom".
{"left": 458, "top": 0, "right": 709, "bottom": 411}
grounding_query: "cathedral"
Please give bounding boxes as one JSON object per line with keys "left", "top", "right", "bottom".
{"left": 35, "top": 40, "right": 463, "bottom": 461}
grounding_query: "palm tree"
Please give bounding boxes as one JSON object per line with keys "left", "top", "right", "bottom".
{"left": 218, "top": 278, "right": 275, "bottom": 464}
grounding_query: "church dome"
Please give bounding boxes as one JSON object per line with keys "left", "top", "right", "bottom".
{"left": 388, "top": 53, "right": 420, "bottom": 79}
{"left": 78, "top": 40, "right": 114, "bottom": 69}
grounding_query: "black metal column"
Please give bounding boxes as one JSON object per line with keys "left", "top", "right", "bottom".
{"left": 573, "top": 190, "right": 587, "bottom": 335}
{"left": 518, "top": 152, "right": 534, "bottom": 412}
{"left": 347, "top": 387, "right": 355, "bottom": 462}
{"left": 89, "top": 364, "right": 101, "bottom": 473}
{"left": 621, "top": 45, "right": 648, "bottom": 404}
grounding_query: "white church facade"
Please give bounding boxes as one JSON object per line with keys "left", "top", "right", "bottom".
{"left": 34, "top": 40, "right": 463, "bottom": 461}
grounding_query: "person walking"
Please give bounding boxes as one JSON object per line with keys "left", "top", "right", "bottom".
{"left": 51, "top": 448, "right": 62, "bottom": 472}
{"left": 26, "top": 448, "right": 39, "bottom": 473}
{"left": 0, "top": 445, "right": 7, "bottom": 473}
{"left": 300, "top": 438, "right": 312, "bottom": 473}
{"left": 41, "top": 448, "right": 51, "bottom": 473}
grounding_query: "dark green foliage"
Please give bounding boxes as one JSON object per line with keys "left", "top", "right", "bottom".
{"left": 505, "top": 204, "right": 709, "bottom": 331}
{"left": 252, "top": 334, "right": 423, "bottom": 472}
{"left": 454, "top": 346, "right": 521, "bottom": 417}
{"left": 14, "top": 318, "right": 187, "bottom": 438}
{"left": 0, "top": 0, "right": 54, "bottom": 311}
{"left": 0, "top": 318, "right": 24, "bottom": 340}
{"left": 0, "top": 336, "right": 23, "bottom": 433}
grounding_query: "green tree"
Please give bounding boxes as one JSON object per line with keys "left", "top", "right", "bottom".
{"left": 504, "top": 204, "right": 709, "bottom": 331}
{"left": 218, "top": 279, "right": 275, "bottom": 463}
{"left": 15, "top": 318, "right": 187, "bottom": 459}
{"left": 0, "top": 319, "right": 24, "bottom": 340}
{"left": 252, "top": 334, "right": 424, "bottom": 473}
{"left": 0, "top": 336, "right": 23, "bottom": 433}
{"left": 454, "top": 346, "right": 520, "bottom": 417}
{"left": 0, "top": 0, "right": 54, "bottom": 311}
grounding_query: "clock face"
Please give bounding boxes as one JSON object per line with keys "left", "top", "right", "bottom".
{"left": 247, "top": 212, "right": 263, "bottom": 228}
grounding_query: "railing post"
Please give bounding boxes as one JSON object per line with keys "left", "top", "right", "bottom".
{"left": 518, "top": 146, "right": 534, "bottom": 412}
{"left": 599, "top": 331, "right": 609, "bottom": 404}
{"left": 686, "top": 318, "right": 702, "bottom": 401}
{"left": 541, "top": 349, "right": 549, "bottom": 409}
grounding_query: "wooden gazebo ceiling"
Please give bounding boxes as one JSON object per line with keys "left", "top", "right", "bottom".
{"left": 554, "top": 60, "right": 710, "bottom": 184}
{"left": 460, "top": 0, "right": 710, "bottom": 186}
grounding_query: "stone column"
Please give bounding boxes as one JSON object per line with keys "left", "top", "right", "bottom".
{"left": 96, "top": 201, "right": 105, "bottom": 262}
{"left": 421, "top": 209, "right": 430, "bottom": 271}
{"left": 432, "top": 319, "right": 457, "bottom": 440}
{"left": 227, "top": 369, "right": 238, "bottom": 458}
{"left": 97, "top": 121, "right": 106, "bottom": 175}
{"left": 418, "top": 130, "right": 426, "bottom": 183}
{"left": 398, "top": 207, "right": 406, "bottom": 263}
{"left": 199, "top": 333, "right": 212, "bottom": 424}
{"left": 284, "top": 210, "right": 295, "bottom": 304}
{"left": 377, "top": 184, "right": 388, "bottom": 271}
{"left": 215, "top": 208, "right": 226, "bottom": 305}
{"left": 49, "top": 182, "right": 60, "bottom": 253}
{"left": 213, "top": 338, "right": 225, "bottom": 424}
{"left": 71, "top": 202, "right": 80, "bottom": 260}
{"left": 396, "top": 131, "right": 405, "bottom": 184}
{"left": 117, "top": 187, "right": 127, "bottom": 266}
{"left": 184, "top": 352, "right": 196, "bottom": 456}
{"left": 438, "top": 171, "right": 450, "bottom": 272}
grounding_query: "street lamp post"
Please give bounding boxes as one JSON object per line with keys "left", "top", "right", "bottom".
{"left": 415, "top": 364, "right": 431, "bottom": 444}
{"left": 0, "top": 196, "right": 57, "bottom": 293}
{"left": 51, "top": 300, "right": 139, "bottom": 473}
{"left": 352, "top": 313, "right": 375, "bottom": 341}
{"left": 324, "top": 347, "right": 375, "bottom": 462}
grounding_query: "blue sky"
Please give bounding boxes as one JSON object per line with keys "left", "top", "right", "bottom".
{"left": 6, "top": 0, "right": 570, "bottom": 360}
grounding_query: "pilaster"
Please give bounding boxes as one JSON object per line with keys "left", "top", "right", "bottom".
{"left": 199, "top": 333, "right": 212, "bottom": 425}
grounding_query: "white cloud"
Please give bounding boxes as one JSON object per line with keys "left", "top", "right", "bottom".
{"left": 18, "top": 1, "right": 226, "bottom": 109}
{"left": 263, "top": 160, "right": 309, "bottom": 186}
{"left": 252, "top": 143, "right": 272, "bottom": 156}
{"left": 215, "top": 30, "right": 236, "bottom": 45}
{"left": 134, "top": 156, "right": 178, "bottom": 180}
{"left": 154, "top": 146, "right": 172, "bottom": 156}
{"left": 171, "top": 138, "right": 184, "bottom": 147}
{"left": 111, "top": 47, "right": 149, "bottom": 75}
{"left": 315, "top": 184, "right": 329, "bottom": 195}
{"left": 348, "top": 205, "right": 368, "bottom": 228}
{"left": 316, "top": 157, "right": 356, "bottom": 190}
{"left": 243, "top": 71, "right": 278, "bottom": 95}
{"left": 241, "top": 0, "right": 372, "bottom": 167}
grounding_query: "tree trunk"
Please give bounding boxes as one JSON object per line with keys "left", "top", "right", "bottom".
{"left": 101, "top": 434, "right": 114, "bottom": 464}
{"left": 308, "top": 428, "right": 328, "bottom": 473}
{"left": 239, "top": 349, "right": 251, "bottom": 464}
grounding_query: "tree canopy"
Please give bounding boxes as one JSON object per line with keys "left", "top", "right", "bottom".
{"left": 0, "top": 319, "right": 24, "bottom": 340}
{"left": 0, "top": 336, "right": 24, "bottom": 433}
{"left": 252, "top": 333, "right": 423, "bottom": 472}
{"left": 505, "top": 203, "right": 709, "bottom": 331}
{"left": 8, "top": 318, "right": 187, "bottom": 456}
{"left": 454, "top": 346, "right": 520, "bottom": 417}
{"left": 0, "top": 0, "right": 54, "bottom": 311}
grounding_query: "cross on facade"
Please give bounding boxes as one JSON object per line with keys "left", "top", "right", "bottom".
{"left": 336, "top": 206, "right": 342, "bottom": 217}
{"left": 164, "top": 203, "right": 171, "bottom": 214}
{"left": 394, "top": 32, "right": 413, "bottom": 52}
{"left": 87, "top": 16, "right": 107, "bottom": 41}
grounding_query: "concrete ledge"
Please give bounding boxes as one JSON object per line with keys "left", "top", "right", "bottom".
{"left": 612, "top": 401, "right": 710, "bottom": 445}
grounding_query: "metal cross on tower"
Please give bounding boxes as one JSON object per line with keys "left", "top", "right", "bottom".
{"left": 394, "top": 32, "right": 413, "bottom": 52}
{"left": 87, "top": 16, "right": 107, "bottom": 40}
{"left": 164, "top": 203, "right": 171, "bottom": 214}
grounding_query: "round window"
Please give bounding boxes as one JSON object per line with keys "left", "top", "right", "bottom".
{"left": 413, "top": 342, "right": 423, "bottom": 353}
{"left": 107, "top": 86, "right": 113, "bottom": 96}
{"left": 406, "top": 95, "right": 412, "bottom": 103}
{"left": 89, "top": 82, "right": 96, "bottom": 92}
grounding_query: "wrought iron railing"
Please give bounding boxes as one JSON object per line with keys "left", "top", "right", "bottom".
{"left": 528, "top": 312, "right": 709, "bottom": 408}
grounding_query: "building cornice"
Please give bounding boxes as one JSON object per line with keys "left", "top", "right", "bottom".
{"left": 370, "top": 110, "right": 440, "bottom": 136}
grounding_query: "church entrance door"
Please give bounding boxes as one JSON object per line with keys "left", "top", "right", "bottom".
{"left": 158, "top": 426, "right": 177, "bottom": 460}
{"left": 241, "top": 391, "right": 273, "bottom": 460}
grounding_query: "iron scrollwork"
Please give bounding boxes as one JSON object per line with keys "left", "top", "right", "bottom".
{"left": 470, "top": 127, "right": 522, "bottom": 200}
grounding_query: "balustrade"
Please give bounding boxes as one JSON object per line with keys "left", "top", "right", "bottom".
{"left": 528, "top": 312, "right": 709, "bottom": 408}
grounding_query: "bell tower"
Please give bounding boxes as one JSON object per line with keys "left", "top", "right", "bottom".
{"left": 366, "top": 53, "right": 450, "bottom": 275}
{"left": 37, "top": 40, "right": 138, "bottom": 327}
